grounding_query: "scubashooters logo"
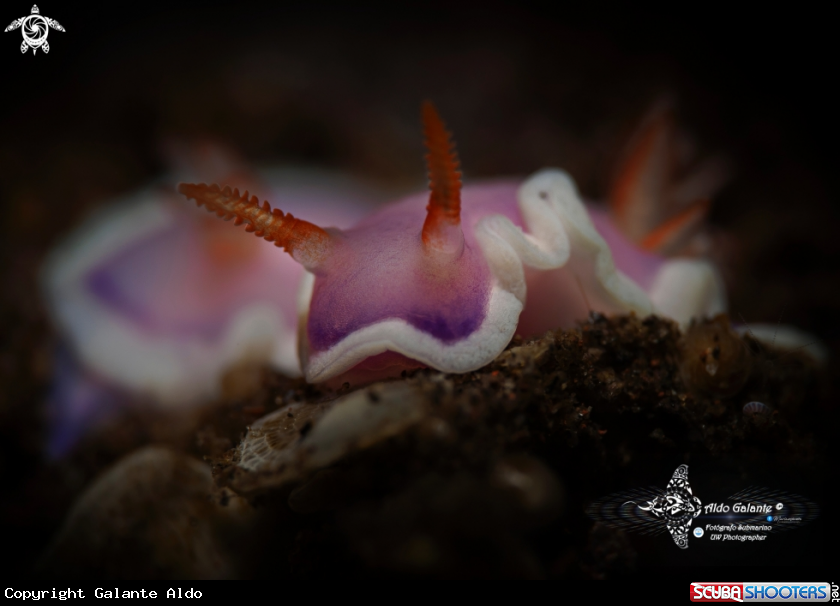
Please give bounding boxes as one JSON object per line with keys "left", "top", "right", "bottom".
{"left": 690, "top": 582, "right": 831, "bottom": 602}
{"left": 586, "top": 465, "right": 819, "bottom": 551}
{"left": 5, "top": 5, "right": 65, "bottom": 54}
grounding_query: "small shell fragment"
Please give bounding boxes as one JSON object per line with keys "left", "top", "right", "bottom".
{"left": 743, "top": 401, "right": 771, "bottom": 415}
{"left": 230, "top": 381, "right": 425, "bottom": 494}
{"left": 679, "top": 314, "right": 751, "bottom": 396}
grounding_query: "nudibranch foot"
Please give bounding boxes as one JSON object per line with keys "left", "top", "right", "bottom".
{"left": 329, "top": 351, "right": 428, "bottom": 390}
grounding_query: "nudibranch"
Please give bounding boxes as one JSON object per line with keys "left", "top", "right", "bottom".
{"left": 180, "top": 102, "right": 727, "bottom": 385}
{"left": 42, "top": 148, "right": 382, "bottom": 410}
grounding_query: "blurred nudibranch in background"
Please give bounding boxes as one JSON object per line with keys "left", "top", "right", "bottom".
{"left": 40, "top": 143, "right": 383, "bottom": 457}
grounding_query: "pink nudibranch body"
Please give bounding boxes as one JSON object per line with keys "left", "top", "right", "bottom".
{"left": 181, "top": 103, "right": 727, "bottom": 385}
{"left": 296, "top": 172, "right": 724, "bottom": 383}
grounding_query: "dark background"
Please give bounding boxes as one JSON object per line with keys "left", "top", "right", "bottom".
{"left": 4, "top": 1, "right": 839, "bottom": 329}
{"left": 1, "top": 1, "right": 837, "bottom": 578}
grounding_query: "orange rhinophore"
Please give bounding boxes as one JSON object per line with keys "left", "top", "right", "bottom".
{"left": 178, "top": 183, "right": 332, "bottom": 271}
{"left": 420, "top": 101, "right": 464, "bottom": 255}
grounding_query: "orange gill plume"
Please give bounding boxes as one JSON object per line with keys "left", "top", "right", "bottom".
{"left": 609, "top": 102, "right": 675, "bottom": 242}
{"left": 420, "top": 101, "right": 464, "bottom": 257}
{"left": 609, "top": 101, "right": 716, "bottom": 255}
{"left": 177, "top": 183, "right": 332, "bottom": 271}
{"left": 639, "top": 197, "right": 710, "bottom": 254}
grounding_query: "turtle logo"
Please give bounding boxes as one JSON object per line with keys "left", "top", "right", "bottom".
{"left": 5, "top": 5, "right": 65, "bottom": 55}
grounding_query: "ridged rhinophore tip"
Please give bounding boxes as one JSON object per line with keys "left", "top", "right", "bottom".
{"left": 176, "top": 182, "right": 333, "bottom": 271}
